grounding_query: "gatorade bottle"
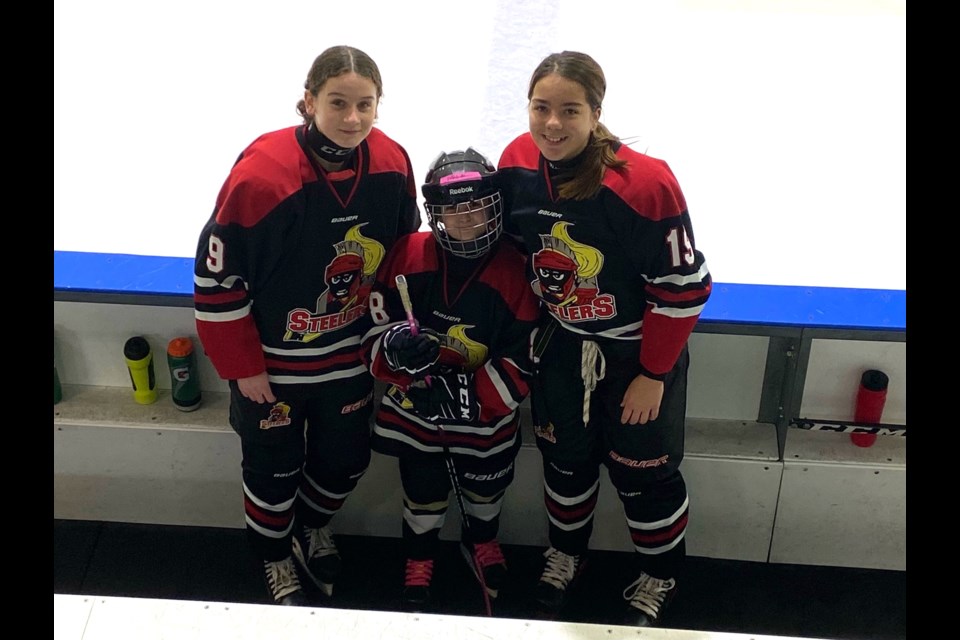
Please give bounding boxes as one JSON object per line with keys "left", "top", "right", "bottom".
{"left": 167, "top": 337, "right": 202, "bottom": 412}
{"left": 123, "top": 336, "right": 158, "bottom": 405}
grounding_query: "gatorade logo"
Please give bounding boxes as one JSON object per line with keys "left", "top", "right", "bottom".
{"left": 172, "top": 366, "right": 191, "bottom": 382}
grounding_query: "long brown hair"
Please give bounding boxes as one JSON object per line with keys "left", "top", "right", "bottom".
{"left": 528, "top": 51, "right": 626, "bottom": 201}
{"left": 296, "top": 46, "right": 384, "bottom": 124}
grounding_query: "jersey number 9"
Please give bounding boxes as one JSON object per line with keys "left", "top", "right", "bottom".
{"left": 206, "top": 234, "right": 224, "bottom": 273}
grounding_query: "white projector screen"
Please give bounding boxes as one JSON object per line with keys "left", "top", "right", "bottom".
{"left": 53, "top": 0, "right": 905, "bottom": 294}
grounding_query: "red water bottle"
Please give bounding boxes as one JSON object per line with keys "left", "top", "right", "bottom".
{"left": 850, "top": 369, "right": 888, "bottom": 448}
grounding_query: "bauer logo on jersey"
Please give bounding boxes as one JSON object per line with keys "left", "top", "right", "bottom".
{"left": 608, "top": 450, "right": 670, "bottom": 470}
{"left": 284, "top": 223, "right": 386, "bottom": 343}
{"left": 532, "top": 221, "right": 617, "bottom": 322}
{"left": 463, "top": 461, "right": 514, "bottom": 482}
{"left": 260, "top": 402, "right": 292, "bottom": 430}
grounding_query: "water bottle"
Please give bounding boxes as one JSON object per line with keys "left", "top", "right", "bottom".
{"left": 123, "top": 336, "right": 158, "bottom": 405}
{"left": 167, "top": 337, "right": 202, "bottom": 411}
{"left": 850, "top": 369, "right": 888, "bottom": 448}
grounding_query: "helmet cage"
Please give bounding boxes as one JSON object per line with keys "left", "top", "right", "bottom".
{"left": 425, "top": 193, "right": 503, "bottom": 258}
{"left": 421, "top": 148, "right": 503, "bottom": 258}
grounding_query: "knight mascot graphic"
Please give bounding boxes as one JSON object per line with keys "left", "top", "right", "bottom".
{"left": 284, "top": 223, "right": 385, "bottom": 342}
{"left": 532, "top": 221, "right": 617, "bottom": 322}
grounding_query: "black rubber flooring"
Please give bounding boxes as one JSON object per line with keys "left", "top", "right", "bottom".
{"left": 54, "top": 519, "right": 906, "bottom": 640}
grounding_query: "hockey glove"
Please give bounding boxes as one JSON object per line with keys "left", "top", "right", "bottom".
{"left": 407, "top": 371, "right": 479, "bottom": 423}
{"left": 381, "top": 323, "right": 441, "bottom": 375}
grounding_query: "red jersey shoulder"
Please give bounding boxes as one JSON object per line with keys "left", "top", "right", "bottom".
{"left": 604, "top": 144, "right": 687, "bottom": 222}
{"left": 480, "top": 243, "right": 540, "bottom": 321}
{"left": 214, "top": 126, "right": 313, "bottom": 227}
{"left": 365, "top": 127, "right": 413, "bottom": 177}
{"left": 498, "top": 133, "right": 540, "bottom": 171}
{"left": 481, "top": 240, "right": 527, "bottom": 279}
{"left": 385, "top": 232, "right": 438, "bottom": 277}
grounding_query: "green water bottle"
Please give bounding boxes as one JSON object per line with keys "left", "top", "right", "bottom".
{"left": 167, "top": 337, "right": 202, "bottom": 411}
{"left": 123, "top": 336, "right": 158, "bottom": 405}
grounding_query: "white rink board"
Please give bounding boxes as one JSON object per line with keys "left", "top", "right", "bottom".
{"left": 55, "top": 386, "right": 782, "bottom": 564}
{"left": 53, "top": 594, "right": 819, "bottom": 640}
{"left": 771, "top": 428, "right": 906, "bottom": 570}
{"left": 799, "top": 339, "right": 906, "bottom": 424}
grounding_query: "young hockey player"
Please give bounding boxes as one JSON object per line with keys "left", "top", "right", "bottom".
{"left": 497, "top": 51, "right": 712, "bottom": 626}
{"left": 362, "top": 148, "right": 540, "bottom": 613}
{"left": 194, "top": 45, "right": 420, "bottom": 606}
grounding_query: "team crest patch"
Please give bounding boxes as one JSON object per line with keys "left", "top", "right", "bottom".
{"left": 260, "top": 402, "right": 292, "bottom": 430}
{"left": 283, "top": 223, "right": 386, "bottom": 343}
{"left": 534, "top": 422, "right": 557, "bottom": 443}
{"left": 532, "top": 221, "right": 617, "bottom": 322}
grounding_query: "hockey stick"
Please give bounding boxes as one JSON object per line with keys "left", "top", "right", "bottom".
{"left": 395, "top": 274, "right": 432, "bottom": 386}
{"left": 436, "top": 424, "right": 493, "bottom": 616}
{"left": 394, "top": 274, "right": 493, "bottom": 616}
{"left": 790, "top": 418, "right": 906, "bottom": 437}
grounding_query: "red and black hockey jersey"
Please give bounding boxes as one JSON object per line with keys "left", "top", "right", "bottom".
{"left": 194, "top": 125, "right": 420, "bottom": 384}
{"left": 497, "top": 133, "right": 712, "bottom": 380}
{"left": 361, "top": 233, "right": 540, "bottom": 458}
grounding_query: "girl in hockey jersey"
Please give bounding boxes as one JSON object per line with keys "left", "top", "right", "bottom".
{"left": 361, "top": 148, "right": 540, "bottom": 613}
{"left": 496, "top": 51, "right": 712, "bottom": 627}
{"left": 193, "top": 46, "right": 420, "bottom": 607}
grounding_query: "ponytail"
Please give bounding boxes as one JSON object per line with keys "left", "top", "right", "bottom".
{"left": 557, "top": 122, "right": 627, "bottom": 201}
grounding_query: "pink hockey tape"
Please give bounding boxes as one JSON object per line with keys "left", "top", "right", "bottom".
{"left": 439, "top": 171, "right": 483, "bottom": 185}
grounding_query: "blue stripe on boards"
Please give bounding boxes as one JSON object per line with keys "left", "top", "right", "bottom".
{"left": 53, "top": 250, "right": 906, "bottom": 331}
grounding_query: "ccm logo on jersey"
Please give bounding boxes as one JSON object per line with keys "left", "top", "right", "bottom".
{"left": 457, "top": 374, "right": 472, "bottom": 420}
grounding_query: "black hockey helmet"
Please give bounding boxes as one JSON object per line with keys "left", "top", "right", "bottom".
{"left": 421, "top": 148, "right": 503, "bottom": 258}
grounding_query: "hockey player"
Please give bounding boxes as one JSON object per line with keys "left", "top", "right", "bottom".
{"left": 361, "top": 148, "right": 540, "bottom": 613}
{"left": 496, "top": 51, "right": 712, "bottom": 626}
{"left": 193, "top": 46, "right": 420, "bottom": 606}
